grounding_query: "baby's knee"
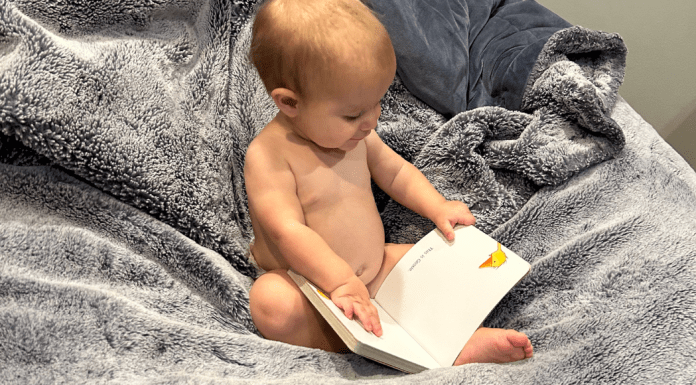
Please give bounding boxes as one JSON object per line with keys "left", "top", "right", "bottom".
{"left": 249, "top": 271, "right": 305, "bottom": 338}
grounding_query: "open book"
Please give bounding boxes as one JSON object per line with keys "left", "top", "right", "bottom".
{"left": 287, "top": 225, "right": 531, "bottom": 373}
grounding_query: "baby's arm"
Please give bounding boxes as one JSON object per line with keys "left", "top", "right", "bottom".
{"left": 245, "top": 140, "right": 382, "bottom": 336}
{"left": 365, "top": 132, "right": 476, "bottom": 240}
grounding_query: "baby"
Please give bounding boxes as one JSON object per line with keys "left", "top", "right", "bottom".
{"left": 245, "top": 0, "right": 533, "bottom": 365}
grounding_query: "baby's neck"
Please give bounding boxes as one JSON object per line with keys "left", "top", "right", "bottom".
{"left": 272, "top": 113, "right": 350, "bottom": 158}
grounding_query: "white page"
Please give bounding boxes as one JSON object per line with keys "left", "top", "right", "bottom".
{"left": 375, "top": 226, "right": 530, "bottom": 367}
{"left": 305, "top": 280, "right": 440, "bottom": 370}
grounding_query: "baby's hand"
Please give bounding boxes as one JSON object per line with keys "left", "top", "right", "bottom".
{"left": 433, "top": 200, "right": 476, "bottom": 241}
{"left": 330, "top": 276, "right": 383, "bottom": 337}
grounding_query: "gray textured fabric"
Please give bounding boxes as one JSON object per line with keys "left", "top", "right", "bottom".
{"left": 2, "top": 0, "right": 695, "bottom": 383}
{"left": 369, "top": 0, "right": 572, "bottom": 117}
{"left": 380, "top": 25, "right": 628, "bottom": 242}
{"left": 0, "top": 0, "right": 262, "bottom": 278}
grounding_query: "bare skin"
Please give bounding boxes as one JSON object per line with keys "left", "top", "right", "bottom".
{"left": 455, "top": 328, "right": 534, "bottom": 365}
{"left": 244, "top": 0, "right": 532, "bottom": 365}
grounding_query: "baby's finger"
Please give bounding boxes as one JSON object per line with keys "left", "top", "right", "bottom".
{"left": 455, "top": 203, "right": 476, "bottom": 225}
{"left": 371, "top": 316, "right": 383, "bottom": 337}
{"left": 356, "top": 304, "right": 382, "bottom": 337}
{"left": 334, "top": 298, "right": 355, "bottom": 320}
{"left": 438, "top": 219, "right": 455, "bottom": 241}
{"left": 353, "top": 304, "right": 373, "bottom": 332}
{"left": 458, "top": 209, "right": 476, "bottom": 226}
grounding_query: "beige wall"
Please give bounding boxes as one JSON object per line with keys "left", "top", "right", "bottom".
{"left": 536, "top": 0, "right": 696, "bottom": 169}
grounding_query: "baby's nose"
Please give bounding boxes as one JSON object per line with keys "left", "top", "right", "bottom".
{"left": 360, "top": 105, "right": 381, "bottom": 131}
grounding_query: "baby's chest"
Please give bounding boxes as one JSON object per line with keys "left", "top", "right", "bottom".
{"left": 293, "top": 150, "right": 373, "bottom": 209}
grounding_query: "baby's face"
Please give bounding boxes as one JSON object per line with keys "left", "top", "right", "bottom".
{"left": 291, "top": 60, "right": 396, "bottom": 152}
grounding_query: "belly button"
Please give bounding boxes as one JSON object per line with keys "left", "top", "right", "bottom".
{"left": 356, "top": 266, "right": 365, "bottom": 277}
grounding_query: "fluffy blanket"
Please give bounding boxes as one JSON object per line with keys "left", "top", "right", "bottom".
{"left": 2, "top": 0, "right": 695, "bottom": 383}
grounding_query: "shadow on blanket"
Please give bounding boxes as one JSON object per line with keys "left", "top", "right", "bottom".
{"left": 1, "top": 0, "right": 695, "bottom": 383}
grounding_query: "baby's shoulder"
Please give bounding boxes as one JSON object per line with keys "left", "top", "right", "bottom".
{"left": 245, "top": 121, "right": 309, "bottom": 181}
{"left": 246, "top": 130, "right": 286, "bottom": 169}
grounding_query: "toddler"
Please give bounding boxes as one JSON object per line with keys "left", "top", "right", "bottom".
{"left": 245, "top": 0, "right": 533, "bottom": 365}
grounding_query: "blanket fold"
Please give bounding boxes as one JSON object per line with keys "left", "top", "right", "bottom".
{"left": 379, "top": 26, "right": 627, "bottom": 241}
{"left": 0, "top": 0, "right": 260, "bottom": 276}
{"left": 370, "top": 0, "right": 572, "bottom": 117}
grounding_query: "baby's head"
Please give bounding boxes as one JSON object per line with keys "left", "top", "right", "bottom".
{"left": 250, "top": 0, "right": 396, "bottom": 100}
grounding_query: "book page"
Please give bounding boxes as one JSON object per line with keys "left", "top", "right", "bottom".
{"left": 374, "top": 226, "right": 530, "bottom": 367}
{"left": 303, "top": 279, "right": 440, "bottom": 370}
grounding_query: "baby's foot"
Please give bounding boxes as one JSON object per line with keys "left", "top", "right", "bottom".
{"left": 453, "top": 327, "right": 533, "bottom": 365}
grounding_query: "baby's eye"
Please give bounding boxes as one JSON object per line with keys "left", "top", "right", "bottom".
{"left": 344, "top": 113, "right": 362, "bottom": 122}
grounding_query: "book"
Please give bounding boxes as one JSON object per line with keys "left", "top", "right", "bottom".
{"left": 287, "top": 225, "right": 531, "bottom": 373}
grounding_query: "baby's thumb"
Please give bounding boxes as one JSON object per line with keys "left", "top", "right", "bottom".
{"left": 438, "top": 220, "right": 455, "bottom": 241}
{"left": 333, "top": 297, "right": 354, "bottom": 320}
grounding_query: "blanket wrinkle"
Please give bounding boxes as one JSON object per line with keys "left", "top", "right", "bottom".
{"left": 521, "top": 26, "right": 627, "bottom": 148}
{"left": 1, "top": 0, "right": 260, "bottom": 277}
{"left": 2, "top": 0, "right": 696, "bottom": 383}
{"left": 379, "top": 25, "right": 627, "bottom": 241}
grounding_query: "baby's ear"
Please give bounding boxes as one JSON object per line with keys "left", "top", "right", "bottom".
{"left": 271, "top": 88, "right": 300, "bottom": 118}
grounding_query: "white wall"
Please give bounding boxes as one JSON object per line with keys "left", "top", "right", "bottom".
{"left": 536, "top": 0, "right": 696, "bottom": 168}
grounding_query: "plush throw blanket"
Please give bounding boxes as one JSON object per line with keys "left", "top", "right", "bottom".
{"left": 2, "top": 0, "right": 696, "bottom": 383}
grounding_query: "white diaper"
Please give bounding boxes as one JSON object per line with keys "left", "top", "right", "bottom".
{"left": 247, "top": 241, "right": 266, "bottom": 275}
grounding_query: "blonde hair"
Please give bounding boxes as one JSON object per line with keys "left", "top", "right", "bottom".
{"left": 249, "top": 0, "right": 394, "bottom": 97}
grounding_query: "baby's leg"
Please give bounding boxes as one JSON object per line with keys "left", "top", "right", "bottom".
{"left": 365, "top": 243, "right": 414, "bottom": 297}
{"left": 249, "top": 270, "right": 347, "bottom": 352}
{"left": 453, "top": 327, "right": 533, "bottom": 365}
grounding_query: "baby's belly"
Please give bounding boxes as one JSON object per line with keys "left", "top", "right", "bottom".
{"left": 304, "top": 197, "right": 385, "bottom": 285}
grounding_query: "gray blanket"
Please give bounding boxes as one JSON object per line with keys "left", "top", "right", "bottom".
{"left": 2, "top": 0, "right": 696, "bottom": 383}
